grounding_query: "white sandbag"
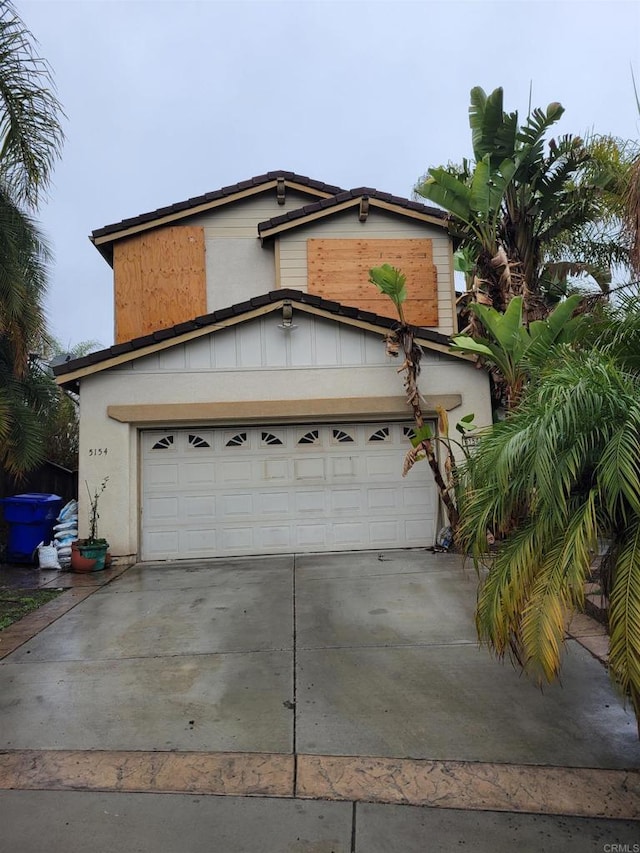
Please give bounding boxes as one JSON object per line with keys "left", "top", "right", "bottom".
{"left": 54, "top": 519, "right": 78, "bottom": 533}
{"left": 54, "top": 529, "right": 78, "bottom": 541}
{"left": 57, "top": 500, "right": 78, "bottom": 522}
{"left": 38, "top": 542, "right": 61, "bottom": 570}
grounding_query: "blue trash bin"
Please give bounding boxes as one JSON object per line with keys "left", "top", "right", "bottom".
{"left": 1, "top": 493, "right": 64, "bottom": 563}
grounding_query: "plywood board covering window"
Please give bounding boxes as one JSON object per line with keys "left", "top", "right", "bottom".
{"left": 113, "top": 225, "right": 206, "bottom": 343}
{"left": 307, "top": 238, "right": 438, "bottom": 326}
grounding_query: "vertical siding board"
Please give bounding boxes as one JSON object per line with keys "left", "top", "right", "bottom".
{"left": 289, "top": 315, "right": 314, "bottom": 366}
{"left": 158, "top": 346, "right": 186, "bottom": 371}
{"left": 212, "top": 327, "right": 238, "bottom": 369}
{"left": 186, "top": 336, "right": 212, "bottom": 370}
{"left": 338, "top": 324, "right": 365, "bottom": 365}
{"left": 264, "top": 317, "right": 288, "bottom": 367}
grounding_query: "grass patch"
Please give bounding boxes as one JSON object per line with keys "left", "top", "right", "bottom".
{"left": 0, "top": 588, "right": 64, "bottom": 630}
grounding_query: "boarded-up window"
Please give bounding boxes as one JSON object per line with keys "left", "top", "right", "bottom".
{"left": 113, "top": 225, "right": 206, "bottom": 343}
{"left": 307, "top": 238, "right": 438, "bottom": 326}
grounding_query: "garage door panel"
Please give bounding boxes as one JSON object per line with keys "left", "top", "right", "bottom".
{"left": 221, "top": 459, "right": 254, "bottom": 483}
{"left": 402, "top": 482, "right": 436, "bottom": 511}
{"left": 363, "top": 454, "right": 399, "bottom": 477}
{"left": 331, "top": 456, "right": 357, "bottom": 478}
{"left": 296, "top": 524, "right": 328, "bottom": 547}
{"left": 258, "top": 492, "right": 290, "bottom": 514}
{"left": 332, "top": 522, "right": 366, "bottom": 546}
{"left": 220, "top": 493, "right": 253, "bottom": 517}
{"left": 222, "top": 527, "right": 255, "bottom": 550}
{"left": 182, "top": 495, "right": 216, "bottom": 518}
{"left": 182, "top": 461, "right": 215, "bottom": 486}
{"left": 294, "top": 458, "right": 325, "bottom": 481}
{"left": 257, "top": 526, "right": 291, "bottom": 549}
{"left": 366, "top": 487, "right": 399, "bottom": 510}
{"left": 264, "top": 459, "right": 289, "bottom": 481}
{"left": 295, "top": 491, "right": 325, "bottom": 513}
{"left": 142, "top": 423, "right": 437, "bottom": 559}
{"left": 146, "top": 495, "right": 179, "bottom": 521}
{"left": 146, "top": 463, "right": 180, "bottom": 489}
{"left": 144, "top": 529, "right": 179, "bottom": 558}
{"left": 183, "top": 528, "right": 217, "bottom": 554}
{"left": 369, "top": 520, "right": 401, "bottom": 544}
{"left": 330, "top": 489, "right": 361, "bottom": 512}
{"left": 405, "top": 519, "right": 430, "bottom": 543}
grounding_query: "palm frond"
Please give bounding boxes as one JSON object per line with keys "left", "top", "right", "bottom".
{"left": 608, "top": 519, "right": 640, "bottom": 731}
{"left": 0, "top": 1, "right": 65, "bottom": 207}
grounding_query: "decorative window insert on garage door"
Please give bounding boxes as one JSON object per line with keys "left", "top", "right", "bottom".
{"left": 141, "top": 423, "right": 438, "bottom": 560}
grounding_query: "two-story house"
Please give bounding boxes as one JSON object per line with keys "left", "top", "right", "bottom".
{"left": 54, "top": 171, "right": 491, "bottom": 564}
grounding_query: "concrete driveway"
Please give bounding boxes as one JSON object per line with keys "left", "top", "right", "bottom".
{"left": 0, "top": 550, "right": 638, "bottom": 851}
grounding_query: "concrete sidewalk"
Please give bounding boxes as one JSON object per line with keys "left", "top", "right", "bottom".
{"left": 0, "top": 550, "right": 638, "bottom": 851}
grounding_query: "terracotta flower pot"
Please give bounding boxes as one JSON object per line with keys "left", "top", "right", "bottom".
{"left": 70, "top": 540, "right": 109, "bottom": 572}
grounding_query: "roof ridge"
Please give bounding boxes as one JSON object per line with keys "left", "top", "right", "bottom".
{"left": 257, "top": 187, "right": 447, "bottom": 234}
{"left": 91, "top": 171, "right": 346, "bottom": 240}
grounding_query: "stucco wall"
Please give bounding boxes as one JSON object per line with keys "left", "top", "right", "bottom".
{"left": 189, "top": 191, "right": 310, "bottom": 310}
{"left": 75, "top": 315, "right": 490, "bottom": 560}
{"left": 187, "top": 195, "right": 455, "bottom": 331}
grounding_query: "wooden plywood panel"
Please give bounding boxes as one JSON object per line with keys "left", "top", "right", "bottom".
{"left": 307, "top": 239, "right": 438, "bottom": 326}
{"left": 114, "top": 226, "right": 206, "bottom": 343}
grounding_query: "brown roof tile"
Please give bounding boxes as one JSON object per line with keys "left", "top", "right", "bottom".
{"left": 91, "top": 171, "right": 345, "bottom": 241}
{"left": 257, "top": 188, "right": 447, "bottom": 235}
{"left": 54, "top": 290, "right": 451, "bottom": 381}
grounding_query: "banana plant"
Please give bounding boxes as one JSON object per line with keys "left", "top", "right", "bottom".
{"left": 450, "top": 293, "right": 583, "bottom": 409}
{"left": 369, "top": 264, "right": 460, "bottom": 528}
{"left": 416, "top": 86, "right": 612, "bottom": 317}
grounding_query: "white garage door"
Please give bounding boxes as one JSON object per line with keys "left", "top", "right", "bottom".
{"left": 141, "top": 423, "right": 437, "bottom": 560}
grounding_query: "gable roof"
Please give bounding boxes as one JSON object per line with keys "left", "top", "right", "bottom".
{"left": 90, "top": 171, "right": 450, "bottom": 264}
{"left": 91, "top": 171, "right": 344, "bottom": 263}
{"left": 54, "top": 289, "right": 460, "bottom": 389}
{"left": 258, "top": 188, "right": 447, "bottom": 239}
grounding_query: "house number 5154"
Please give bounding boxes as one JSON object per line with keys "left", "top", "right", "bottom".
{"left": 88, "top": 448, "right": 108, "bottom": 457}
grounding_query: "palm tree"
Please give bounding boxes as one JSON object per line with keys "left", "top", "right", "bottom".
{"left": 415, "top": 86, "right": 616, "bottom": 321}
{"left": 459, "top": 297, "right": 640, "bottom": 733}
{"left": 0, "top": 1, "right": 64, "bottom": 476}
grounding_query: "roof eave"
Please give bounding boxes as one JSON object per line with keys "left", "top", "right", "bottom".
{"left": 90, "top": 176, "right": 341, "bottom": 265}
{"left": 54, "top": 290, "right": 465, "bottom": 388}
{"left": 259, "top": 197, "right": 448, "bottom": 242}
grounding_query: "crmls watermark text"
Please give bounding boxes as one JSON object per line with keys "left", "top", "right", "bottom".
{"left": 603, "top": 844, "right": 640, "bottom": 853}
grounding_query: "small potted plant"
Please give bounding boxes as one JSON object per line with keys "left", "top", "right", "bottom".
{"left": 71, "top": 477, "right": 109, "bottom": 572}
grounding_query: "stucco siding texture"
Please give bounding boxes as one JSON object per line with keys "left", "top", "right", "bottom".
{"left": 75, "top": 316, "right": 490, "bottom": 559}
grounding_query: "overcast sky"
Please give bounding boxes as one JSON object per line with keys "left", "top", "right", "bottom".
{"left": 17, "top": 0, "right": 640, "bottom": 350}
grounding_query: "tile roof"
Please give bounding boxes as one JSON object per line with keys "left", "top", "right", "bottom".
{"left": 54, "top": 289, "right": 451, "bottom": 381}
{"left": 257, "top": 188, "right": 447, "bottom": 235}
{"left": 90, "top": 171, "right": 345, "bottom": 241}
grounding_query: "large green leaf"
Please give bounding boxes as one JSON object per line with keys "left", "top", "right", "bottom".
{"left": 416, "top": 169, "right": 472, "bottom": 222}
{"left": 469, "top": 297, "right": 523, "bottom": 350}
{"left": 469, "top": 86, "right": 502, "bottom": 162}
{"left": 368, "top": 264, "right": 407, "bottom": 312}
{"left": 469, "top": 86, "right": 519, "bottom": 168}
{"left": 449, "top": 334, "right": 512, "bottom": 381}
